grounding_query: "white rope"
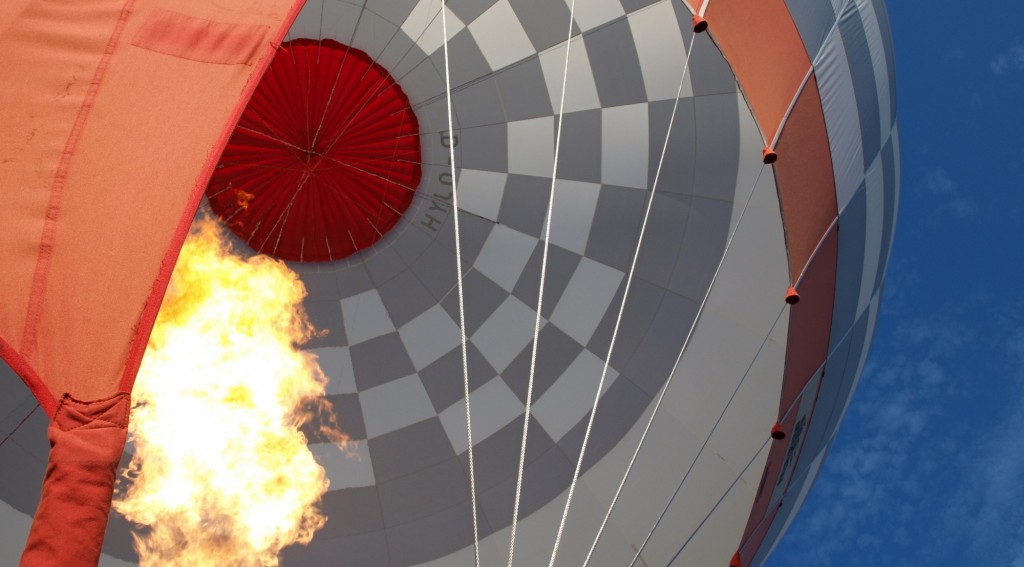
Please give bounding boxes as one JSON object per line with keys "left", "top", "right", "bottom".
{"left": 547, "top": 24, "right": 699, "bottom": 567}
{"left": 440, "top": 4, "right": 480, "bottom": 566}
{"left": 666, "top": 436, "right": 772, "bottom": 565}
{"left": 507, "top": 2, "right": 576, "bottom": 565}
{"left": 628, "top": 292, "right": 783, "bottom": 566}
{"left": 582, "top": 157, "right": 768, "bottom": 565}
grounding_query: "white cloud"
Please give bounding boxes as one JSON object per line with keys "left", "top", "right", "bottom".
{"left": 766, "top": 314, "right": 966, "bottom": 565}
{"left": 920, "top": 168, "right": 979, "bottom": 220}
{"left": 990, "top": 45, "right": 1024, "bottom": 74}
{"left": 947, "top": 328, "right": 1024, "bottom": 565}
{"left": 1012, "top": 530, "right": 1024, "bottom": 567}
{"left": 923, "top": 168, "right": 956, "bottom": 194}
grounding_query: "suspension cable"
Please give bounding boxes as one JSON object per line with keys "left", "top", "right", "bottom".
{"left": 666, "top": 437, "right": 772, "bottom": 566}
{"left": 440, "top": 3, "right": 480, "bottom": 566}
{"left": 507, "top": 2, "right": 576, "bottom": 565}
{"left": 628, "top": 302, "right": 785, "bottom": 565}
{"left": 547, "top": 25, "right": 699, "bottom": 567}
{"left": 0, "top": 403, "right": 39, "bottom": 448}
{"left": 582, "top": 160, "right": 770, "bottom": 565}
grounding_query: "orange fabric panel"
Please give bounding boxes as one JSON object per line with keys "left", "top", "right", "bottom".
{"left": 736, "top": 408, "right": 795, "bottom": 560}
{"left": 704, "top": 0, "right": 811, "bottom": 144}
{"left": 0, "top": 0, "right": 120, "bottom": 374}
{"left": 132, "top": 9, "right": 269, "bottom": 66}
{"left": 773, "top": 75, "right": 838, "bottom": 282}
{"left": 745, "top": 232, "right": 835, "bottom": 555}
{"left": 20, "top": 393, "right": 130, "bottom": 567}
{"left": 0, "top": 0, "right": 304, "bottom": 414}
{"left": 737, "top": 504, "right": 778, "bottom": 566}
{"left": 779, "top": 226, "right": 837, "bottom": 419}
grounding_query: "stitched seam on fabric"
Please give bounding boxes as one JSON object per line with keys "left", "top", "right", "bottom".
{"left": 21, "top": 0, "right": 139, "bottom": 368}
{"left": 0, "top": 337, "right": 57, "bottom": 417}
{"left": 131, "top": 9, "right": 269, "bottom": 66}
{"left": 55, "top": 393, "right": 131, "bottom": 430}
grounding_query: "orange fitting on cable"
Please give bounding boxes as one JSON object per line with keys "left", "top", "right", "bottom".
{"left": 730, "top": 551, "right": 744, "bottom": 567}
{"left": 785, "top": 286, "right": 800, "bottom": 305}
{"left": 692, "top": 15, "right": 708, "bottom": 33}
{"left": 771, "top": 422, "right": 787, "bottom": 440}
{"left": 762, "top": 146, "right": 778, "bottom": 164}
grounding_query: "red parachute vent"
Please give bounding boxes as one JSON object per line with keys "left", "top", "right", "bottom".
{"left": 207, "top": 38, "right": 422, "bottom": 262}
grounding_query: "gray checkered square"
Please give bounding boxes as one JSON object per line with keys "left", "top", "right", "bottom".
{"left": 350, "top": 332, "right": 417, "bottom": 390}
{"left": 419, "top": 341, "right": 496, "bottom": 412}
{"left": 494, "top": 56, "right": 553, "bottom": 121}
{"left": 501, "top": 322, "right": 584, "bottom": 404}
{"left": 511, "top": 242, "right": 581, "bottom": 319}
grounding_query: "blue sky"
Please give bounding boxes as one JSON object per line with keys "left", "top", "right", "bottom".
{"left": 766, "top": 2, "right": 1024, "bottom": 565}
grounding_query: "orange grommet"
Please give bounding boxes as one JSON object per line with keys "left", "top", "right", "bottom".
{"left": 785, "top": 286, "right": 800, "bottom": 305}
{"left": 771, "top": 423, "right": 787, "bottom": 440}
{"left": 762, "top": 146, "right": 778, "bottom": 164}
{"left": 730, "top": 552, "right": 743, "bottom": 567}
{"left": 692, "top": 15, "right": 709, "bottom": 33}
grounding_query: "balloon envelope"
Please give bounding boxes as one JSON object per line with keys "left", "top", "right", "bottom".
{"left": 0, "top": 0, "right": 899, "bottom": 565}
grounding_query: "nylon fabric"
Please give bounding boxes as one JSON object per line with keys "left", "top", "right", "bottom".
{"left": 0, "top": 0, "right": 306, "bottom": 562}
{"left": 704, "top": 0, "right": 812, "bottom": 144}
{"left": 816, "top": 28, "right": 866, "bottom": 212}
{"left": 772, "top": 75, "right": 839, "bottom": 281}
{"left": 0, "top": 0, "right": 304, "bottom": 407}
{"left": 20, "top": 393, "right": 130, "bottom": 567}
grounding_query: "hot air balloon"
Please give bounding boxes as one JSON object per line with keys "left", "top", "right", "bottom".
{"left": 0, "top": 0, "right": 899, "bottom": 565}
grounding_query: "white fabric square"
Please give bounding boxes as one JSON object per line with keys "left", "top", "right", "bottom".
{"left": 457, "top": 169, "right": 507, "bottom": 222}
{"left": 816, "top": 29, "right": 864, "bottom": 212}
{"left": 629, "top": 2, "right": 694, "bottom": 101}
{"left": 399, "top": 304, "right": 461, "bottom": 370}
{"left": 311, "top": 440, "right": 375, "bottom": 489}
{"left": 551, "top": 257, "right": 623, "bottom": 346}
{"left": 469, "top": 0, "right": 535, "bottom": 70}
{"left": 341, "top": 289, "right": 395, "bottom": 345}
{"left": 439, "top": 377, "right": 523, "bottom": 454}
{"left": 402, "top": 0, "right": 465, "bottom": 56}
{"left": 601, "top": 103, "right": 649, "bottom": 189}
{"left": 471, "top": 295, "right": 538, "bottom": 372}
{"left": 508, "top": 116, "right": 554, "bottom": 178}
{"left": 474, "top": 224, "right": 537, "bottom": 292}
{"left": 311, "top": 347, "right": 356, "bottom": 395}
{"left": 359, "top": 375, "right": 436, "bottom": 438}
{"left": 533, "top": 349, "right": 617, "bottom": 441}
{"left": 538, "top": 36, "right": 601, "bottom": 114}
{"left": 549, "top": 179, "right": 600, "bottom": 255}
{"left": 566, "top": 0, "right": 624, "bottom": 32}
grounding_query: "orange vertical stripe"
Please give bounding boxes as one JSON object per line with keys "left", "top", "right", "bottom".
{"left": 705, "top": 0, "right": 811, "bottom": 144}
{"left": 773, "top": 75, "right": 838, "bottom": 281}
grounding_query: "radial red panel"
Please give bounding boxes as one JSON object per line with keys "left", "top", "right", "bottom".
{"left": 207, "top": 38, "right": 422, "bottom": 262}
{"left": 704, "top": 0, "right": 811, "bottom": 144}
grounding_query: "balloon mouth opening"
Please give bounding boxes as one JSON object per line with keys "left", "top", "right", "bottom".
{"left": 206, "top": 38, "right": 422, "bottom": 262}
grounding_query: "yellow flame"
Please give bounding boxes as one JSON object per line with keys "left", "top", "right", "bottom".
{"left": 114, "top": 219, "right": 345, "bottom": 566}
